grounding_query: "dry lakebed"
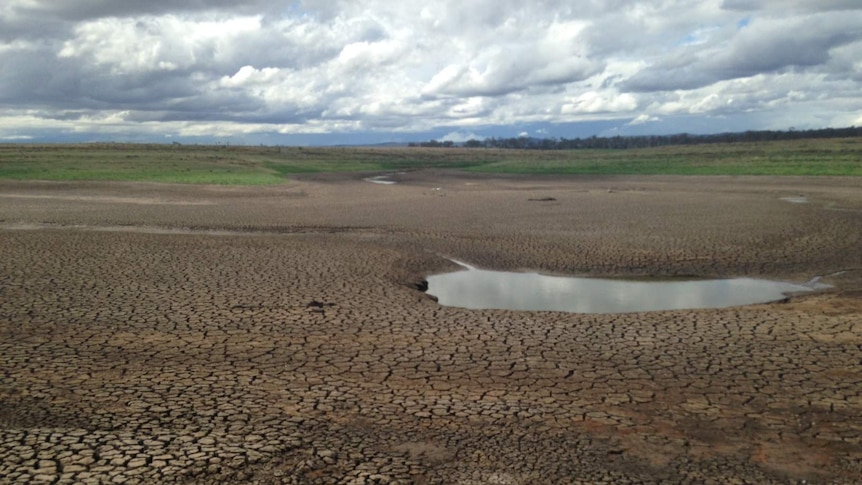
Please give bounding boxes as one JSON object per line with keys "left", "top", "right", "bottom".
{"left": 1, "top": 172, "right": 861, "bottom": 484}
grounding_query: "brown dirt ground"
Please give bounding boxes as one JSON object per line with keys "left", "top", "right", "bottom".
{"left": 1, "top": 172, "right": 861, "bottom": 484}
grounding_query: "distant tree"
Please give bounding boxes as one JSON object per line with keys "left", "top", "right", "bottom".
{"left": 407, "top": 126, "right": 862, "bottom": 152}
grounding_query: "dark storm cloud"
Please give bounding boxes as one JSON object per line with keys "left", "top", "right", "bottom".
{"left": 622, "top": 12, "right": 862, "bottom": 92}
{"left": 0, "top": 48, "right": 84, "bottom": 107}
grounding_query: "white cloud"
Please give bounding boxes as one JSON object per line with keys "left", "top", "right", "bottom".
{"left": 629, "top": 114, "right": 661, "bottom": 125}
{"left": 562, "top": 92, "right": 639, "bottom": 114}
{"left": 721, "top": 0, "right": 862, "bottom": 12}
{"left": 439, "top": 130, "right": 481, "bottom": 142}
{"left": 58, "top": 15, "right": 266, "bottom": 74}
{"left": 0, "top": 0, "right": 859, "bottom": 141}
{"left": 221, "top": 65, "right": 281, "bottom": 87}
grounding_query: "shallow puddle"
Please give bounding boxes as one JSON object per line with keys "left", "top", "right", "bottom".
{"left": 780, "top": 195, "right": 808, "bottom": 204}
{"left": 364, "top": 175, "right": 397, "bottom": 185}
{"left": 426, "top": 262, "right": 820, "bottom": 313}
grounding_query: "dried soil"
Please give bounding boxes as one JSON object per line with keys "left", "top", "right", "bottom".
{"left": 1, "top": 173, "right": 861, "bottom": 484}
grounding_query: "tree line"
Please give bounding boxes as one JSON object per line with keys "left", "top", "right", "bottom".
{"left": 409, "top": 126, "right": 862, "bottom": 150}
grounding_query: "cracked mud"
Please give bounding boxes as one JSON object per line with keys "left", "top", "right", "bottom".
{"left": 1, "top": 173, "right": 861, "bottom": 484}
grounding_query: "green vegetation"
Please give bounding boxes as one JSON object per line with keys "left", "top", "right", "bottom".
{"left": 0, "top": 145, "right": 284, "bottom": 185}
{"left": 1, "top": 137, "right": 860, "bottom": 185}
{"left": 468, "top": 138, "right": 862, "bottom": 176}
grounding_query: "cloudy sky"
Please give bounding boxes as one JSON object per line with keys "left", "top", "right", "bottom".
{"left": 1, "top": 0, "right": 861, "bottom": 145}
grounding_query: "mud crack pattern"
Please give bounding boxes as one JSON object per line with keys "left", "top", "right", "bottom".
{"left": 1, "top": 174, "right": 861, "bottom": 484}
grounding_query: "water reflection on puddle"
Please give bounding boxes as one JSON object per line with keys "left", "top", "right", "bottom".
{"left": 364, "top": 175, "right": 397, "bottom": 185}
{"left": 426, "top": 262, "right": 819, "bottom": 313}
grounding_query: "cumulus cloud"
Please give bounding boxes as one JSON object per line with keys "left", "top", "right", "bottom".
{"left": 721, "top": 0, "right": 862, "bottom": 12}
{"left": 439, "top": 130, "right": 481, "bottom": 142}
{"left": 629, "top": 114, "right": 661, "bottom": 125}
{"left": 6, "top": 0, "right": 283, "bottom": 22}
{"left": 0, "top": 0, "right": 860, "bottom": 142}
{"left": 622, "top": 12, "right": 862, "bottom": 92}
{"left": 420, "top": 18, "right": 599, "bottom": 98}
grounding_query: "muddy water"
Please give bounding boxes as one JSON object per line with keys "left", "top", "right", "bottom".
{"left": 427, "top": 262, "right": 818, "bottom": 313}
